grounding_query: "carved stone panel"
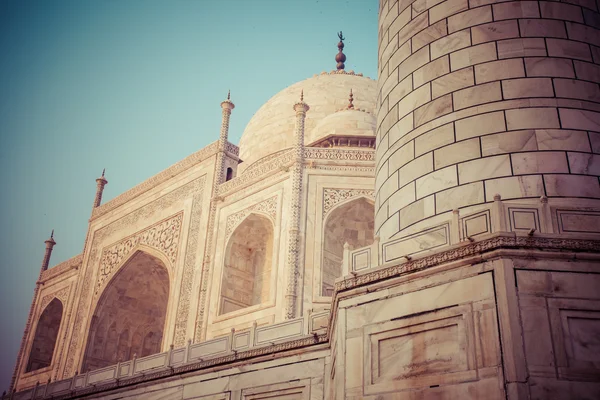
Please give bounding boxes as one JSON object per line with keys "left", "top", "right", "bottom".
{"left": 62, "top": 176, "right": 205, "bottom": 378}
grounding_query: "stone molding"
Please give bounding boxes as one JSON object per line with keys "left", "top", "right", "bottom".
{"left": 218, "top": 149, "right": 295, "bottom": 196}
{"left": 334, "top": 233, "right": 600, "bottom": 293}
{"left": 304, "top": 147, "right": 375, "bottom": 162}
{"left": 40, "top": 287, "right": 70, "bottom": 312}
{"left": 218, "top": 148, "right": 375, "bottom": 197}
{"left": 322, "top": 188, "right": 374, "bottom": 218}
{"left": 40, "top": 255, "right": 83, "bottom": 283}
{"left": 224, "top": 142, "right": 239, "bottom": 157}
{"left": 91, "top": 142, "right": 218, "bottom": 221}
{"left": 47, "top": 334, "right": 328, "bottom": 400}
{"left": 224, "top": 196, "right": 278, "bottom": 240}
{"left": 312, "top": 69, "right": 373, "bottom": 80}
{"left": 94, "top": 212, "right": 184, "bottom": 297}
{"left": 62, "top": 176, "right": 206, "bottom": 378}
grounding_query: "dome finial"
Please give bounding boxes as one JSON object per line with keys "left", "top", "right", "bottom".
{"left": 348, "top": 88, "right": 354, "bottom": 109}
{"left": 300, "top": 89, "right": 304, "bottom": 102}
{"left": 227, "top": 89, "right": 230, "bottom": 100}
{"left": 336, "top": 31, "right": 346, "bottom": 70}
{"left": 101, "top": 168, "right": 105, "bottom": 178}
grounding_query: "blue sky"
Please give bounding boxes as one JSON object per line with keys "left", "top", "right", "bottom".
{"left": 0, "top": 0, "right": 378, "bottom": 389}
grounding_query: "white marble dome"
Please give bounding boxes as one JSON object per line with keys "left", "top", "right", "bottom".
{"left": 310, "top": 108, "right": 376, "bottom": 144}
{"left": 238, "top": 71, "right": 377, "bottom": 173}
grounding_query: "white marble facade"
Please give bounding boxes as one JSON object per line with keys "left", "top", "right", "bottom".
{"left": 8, "top": 1, "right": 600, "bottom": 397}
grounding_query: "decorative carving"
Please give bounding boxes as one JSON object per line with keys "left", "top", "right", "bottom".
{"left": 304, "top": 147, "right": 375, "bottom": 161}
{"left": 309, "top": 136, "right": 376, "bottom": 149}
{"left": 40, "top": 287, "right": 70, "bottom": 312}
{"left": 225, "top": 196, "right": 278, "bottom": 240}
{"left": 218, "top": 149, "right": 294, "bottom": 196}
{"left": 40, "top": 254, "right": 83, "bottom": 282}
{"left": 334, "top": 234, "right": 600, "bottom": 293}
{"left": 322, "top": 188, "right": 374, "bottom": 217}
{"left": 218, "top": 148, "right": 375, "bottom": 199}
{"left": 94, "top": 213, "right": 183, "bottom": 297}
{"left": 91, "top": 143, "right": 217, "bottom": 220}
{"left": 193, "top": 101, "right": 234, "bottom": 343}
{"left": 225, "top": 142, "right": 239, "bottom": 157}
{"left": 63, "top": 176, "right": 206, "bottom": 378}
{"left": 286, "top": 99, "right": 309, "bottom": 319}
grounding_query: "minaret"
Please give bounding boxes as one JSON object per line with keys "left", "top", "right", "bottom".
{"left": 218, "top": 91, "right": 235, "bottom": 164}
{"left": 193, "top": 91, "right": 235, "bottom": 343}
{"left": 335, "top": 31, "right": 346, "bottom": 70}
{"left": 285, "top": 90, "right": 309, "bottom": 320}
{"left": 93, "top": 169, "right": 108, "bottom": 209}
{"left": 9, "top": 231, "right": 56, "bottom": 392}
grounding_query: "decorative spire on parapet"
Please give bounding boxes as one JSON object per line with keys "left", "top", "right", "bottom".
{"left": 93, "top": 169, "right": 108, "bottom": 209}
{"left": 219, "top": 90, "right": 235, "bottom": 151}
{"left": 41, "top": 230, "right": 56, "bottom": 272}
{"left": 285, "top": 90, "right": 310, "bottom": 320}
{"left": 336, "top": 31, "right": 346, "bottom": 70}
{"left": 8, "top": 229, "right": 57, "bottom": 392}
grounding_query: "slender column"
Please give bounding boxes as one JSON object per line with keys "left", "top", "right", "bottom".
{"left": 92, "top": 169, "right": 108, "bottom": 209}
{"left": 285, "top": 91, "right": 309, "bottom": 319}
{"left": 9, "top": 232, "right": 56, "bottom": 392}
{"left": 193, "top": 91, "right": 234, "bottom": 343}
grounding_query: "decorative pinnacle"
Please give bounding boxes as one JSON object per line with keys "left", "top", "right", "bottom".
{"left": 45, "top": 229, "right": 56, "bottom": 246}
{"left": 221, "top": 89, "right": 235, "bottom": 110}
{"left": 336, "top": 31, "right": 346, "bottom": 70}
{"left": 348, "top": 89, "right": 354, "bottom": 109}
{"left": 300, "top": 90, "right": 304, "bottom": 102}
{"left": 96, "top": 168, "right": 107, "bottom": 184}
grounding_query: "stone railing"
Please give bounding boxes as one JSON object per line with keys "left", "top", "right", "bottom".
{"left": 6, "top": 311, "right": 330, "bottom": 400}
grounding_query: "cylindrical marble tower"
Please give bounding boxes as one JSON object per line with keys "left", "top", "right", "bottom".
{"left": 375, "top": 0, "right": 600, "bottom": 240}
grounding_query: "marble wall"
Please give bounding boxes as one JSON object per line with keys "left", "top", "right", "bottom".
{"left": 375, "top": 0, "right": 600, "bottom": 241}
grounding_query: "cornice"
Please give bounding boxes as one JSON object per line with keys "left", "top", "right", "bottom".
{"left": 334, "top": 232, "right": 600, "bottom": 293}
{"left": 91, "top": 141, "right": 220, "bottom": 221}
{"left": 40, "top": 254, "right": 83, "bottom": 283}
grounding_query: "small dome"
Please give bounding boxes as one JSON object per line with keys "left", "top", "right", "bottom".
{"left": 238, "top": 72, "right": 376, "bottom": 173}
{"left": 308, "top": 109, "right": 376, "bottom": 145}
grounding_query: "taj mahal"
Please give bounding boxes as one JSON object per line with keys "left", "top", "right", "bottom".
{"left": 5, "top": 0, "right": 600, "bottom": 399}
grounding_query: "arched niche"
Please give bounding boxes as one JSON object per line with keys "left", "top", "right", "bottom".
{"left": 322, "top": 197, "right": 375, "bottom": 296}
{"left": 219, "top": 213, "right": 274, "bottom": 315}
{"left": 26, "top": 298, "right": 63, "bottom": 372}
{"left": 82, "top": 250, "right": 170, "bottom": 372}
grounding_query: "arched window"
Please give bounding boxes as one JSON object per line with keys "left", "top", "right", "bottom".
{"left": 220, "top": 214, "right": 274, "bottom": 315}
{"left": 226, "top": 167, "right": 234, "bottom": 181}
{"left": 82, "top": 251, "right": 169, "bottom": 372}
{"left": 322, "top": 197, "right": 374, "bottom": 296}
{"left": 26, "top": 298, "right": 63, "bottom": 372}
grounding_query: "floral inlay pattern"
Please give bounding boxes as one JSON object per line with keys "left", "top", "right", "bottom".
{"left": 225, "top": 196, "right": 278, "bottom": 240}
{"left": 322, "top": 188, "right": 374, "bottom": 217}
{"left": 94, "top": 212, "right": 183, "bottom": 297}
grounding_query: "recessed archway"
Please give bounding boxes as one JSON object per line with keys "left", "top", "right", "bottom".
{"left": 322, "top": 197, "right": 374, "bottom": 296}
{"left": 82, "top": 251, "right": 170, "bottom": 372}
{"left": 26, "top": 298, "right": 63, "bottom": 372}
{"left": 219, "top": 213, "right": 274, "bottom": 315}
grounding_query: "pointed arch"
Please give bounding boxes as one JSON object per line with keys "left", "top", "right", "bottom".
{"left": 26, "top": 298, "right": 63, "bottom": 372}
{"left": 321, "top": 196, "right": 375, "bottom": 296}
{"left": 82, "top": 250, "right": 170, "bottom": 372}
{"left": 219, "top": 213, "right": 275, "bottom": 315}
